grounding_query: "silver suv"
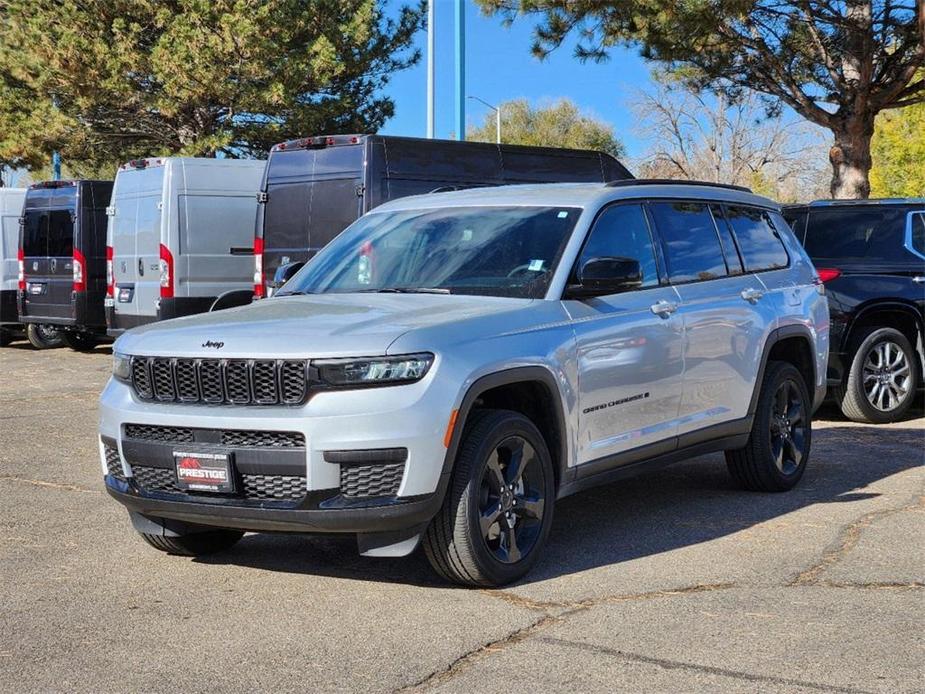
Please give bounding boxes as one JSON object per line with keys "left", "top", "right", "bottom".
{"left": 99, "top": 181, "right": 829, "bottom": 586}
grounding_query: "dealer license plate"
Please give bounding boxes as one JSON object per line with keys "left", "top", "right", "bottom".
{"left": 174, "top": 451, "right": 234, "bottom": 493}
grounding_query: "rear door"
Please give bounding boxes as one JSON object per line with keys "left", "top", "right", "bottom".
{"left": 649, "top": 200, "right": 772, "bottom": 435}
{"left": 111, "top": 169, "right": 163, "bottom": 322}
{"left": 21, "top": 186, "right": 77, "bottom": 322}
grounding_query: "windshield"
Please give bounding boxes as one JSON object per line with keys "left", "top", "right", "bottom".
{"left": 279, "top": 205, "right": 581, "bottom": 299}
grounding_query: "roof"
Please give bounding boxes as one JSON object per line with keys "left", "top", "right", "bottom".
{"left": 784, "top": 198, "right": 925, "bottom": 209}
{"left": 373, "top": 181, "right": 780, "bottom": 214}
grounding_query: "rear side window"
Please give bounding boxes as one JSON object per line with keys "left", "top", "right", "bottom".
{"left": 908, "top": 212, "right": 925, "bottom": 258}
{"left": 803, "top": 207, "right": 910, "bottom": 261}
{"left": 724, "top": 205, "right": 788, "bottom": 272}
{"left": 782, "top": 209, "right": 807, "bottom": 243}
{"left": 648, "top": 201, "right": 727, "bottom": 283}
{"left": 46, "top": 210, "right": 74, "bottom": 257}
{"left": 579, "top": 204, "right": 660, "bottom": 288}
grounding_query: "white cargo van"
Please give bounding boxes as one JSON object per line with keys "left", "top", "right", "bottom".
{"left": 106, "top": 157, "right": 265, "bottom": 336}
{"left": 0, "top": 187, "right": 28, "bottom": 345}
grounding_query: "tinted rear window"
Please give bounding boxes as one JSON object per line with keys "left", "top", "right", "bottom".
{"left": 803, "top": 207, "right": 912, "bottom": 261}
{"left": 46, "top": 210, "right": 74, "bottom": 257}
{"left": 909, "top": 212, "right": 925, "bottom": 257}
{"left": 22, "top": 210, "right": 45, "bottom": 256}
{"left": 649, "top": 201, "right": 727, "bottom": 283}
{"left": 724, "top": 205, "right": 788, "bottom": 271}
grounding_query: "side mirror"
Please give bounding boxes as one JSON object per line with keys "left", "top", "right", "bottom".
{"left": 270, "top": 261, "right": 305, "bottom": 289}
{"left": 570, "top": 257, "right": 643, "bottom": 298}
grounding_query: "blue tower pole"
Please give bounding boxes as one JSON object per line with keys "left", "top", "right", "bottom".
{"left": 52, "top": 151, "right": 61, "bottom": 181}
{"left": 454, "top": 0, "right": 465, "bottom": 141}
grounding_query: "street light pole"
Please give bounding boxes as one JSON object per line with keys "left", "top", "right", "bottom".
{"left": 454, "top": 0, "right": 465, "bottom": 141}
{"left": 467, "top": 96, "right": 501, "bottom": 144}
{"left": 426, "top": 0, "right": 435, "bottom": 139}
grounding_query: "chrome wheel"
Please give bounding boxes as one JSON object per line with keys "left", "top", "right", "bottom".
{"left": 478, "top": 436, "right": 545, "bottom": 564}
{"left": 862, "top": 340, "right": 911, "bottom": 412}
{"left": 769, "top": 378, "right": 806, "bottom": 476}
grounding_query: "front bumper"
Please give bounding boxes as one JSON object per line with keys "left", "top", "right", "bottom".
{"left": 104, "top": 476, "right": 444, "bottom": 534}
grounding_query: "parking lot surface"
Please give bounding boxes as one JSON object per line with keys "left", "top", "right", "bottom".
{"left": 1, "top": 344, "right": 923, "bottom": 693}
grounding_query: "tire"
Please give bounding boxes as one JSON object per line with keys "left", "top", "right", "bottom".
{"left": 834, "top": 326, "right": 918, "bottom": 424}
{"left": 423, "top": 409, "right": 556, "bottom": 587}
{"left": 0, "top": 328, "right": 12, "bottom": 347}
{"left": 726, "top": 361, "right": 812, "bottom": 492}
{"left": 26, "top": 323, "right": 63, "bottom": 349}
{"left": 61, "top": 331, "right": 99, "bottom": 351}
{"left": 138, "top": 529, "right": 244, "bottom": 556}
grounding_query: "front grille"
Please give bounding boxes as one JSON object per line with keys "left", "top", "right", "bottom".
{"left": 124, "top": 424, "right": 194, "bottom": 443}
{"left": 130, "top": 465, "right": 306, "bottom": 502}
{"left": 130, "top": 357, "right": 309, "bottom": 406}
{"left": 123, "top": 424, "right": 304, "bottom": 448}
{"left": 340, "top": 463, "right": 405, "bottom": 498}
{"left": 103, "top": 444, "right": 126, "bottom": 482}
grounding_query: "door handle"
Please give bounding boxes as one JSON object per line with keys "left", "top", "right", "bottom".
{"left": 913, "top": 276, "right": 925, "bottom": 284}
{"left": 50, "top": 258, "right": 57, "bottom": 272}
{"left": 740, "top": 287, "right": 764, "bottom": 303}
{"left": 650, "top": 300, "right": 678, "bottom": 317}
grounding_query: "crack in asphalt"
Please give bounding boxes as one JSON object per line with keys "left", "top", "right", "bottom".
{"left": 535, "top": 637, "right": 875, "bottom": 694}
{"left": 789, "top": 494, "right": 925, "bottom": 586}
{"left": 0, "top": 475, "right": 102, "bottom": 494}
{"left": 818, "top": 580, "right": 924, "bottom": 590}
{"left": 397, "top": 583, "right": 737, "bottom": 692}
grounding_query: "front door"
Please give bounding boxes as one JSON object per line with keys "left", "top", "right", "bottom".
{"left": 566, "top": 202, "right": 684, "bottom": 469}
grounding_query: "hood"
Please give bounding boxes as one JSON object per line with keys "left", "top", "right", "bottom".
{"left": 115, "top": 293, "right": 531, "bottom": 358}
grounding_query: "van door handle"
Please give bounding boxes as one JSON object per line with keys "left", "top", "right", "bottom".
{"left": 650, "top": 300, "right": 678, "bottom": 317}
{"left": 740, "top": 287, "right": 764, "bottom": 303}
{"left": 50, "top": 258, "right": 57, "bottom": 272}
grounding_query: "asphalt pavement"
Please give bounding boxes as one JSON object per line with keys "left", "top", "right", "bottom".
{"left": 1, "top": 343, "right": 922, "bottom": 693}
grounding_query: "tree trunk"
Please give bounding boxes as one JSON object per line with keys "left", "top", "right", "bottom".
{"left": 828, "top": 114, "right": 875, "bottom": 199}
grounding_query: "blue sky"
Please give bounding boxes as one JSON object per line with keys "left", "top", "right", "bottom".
{"left": 379, "top": 0, "right": 655, "bottom": 158}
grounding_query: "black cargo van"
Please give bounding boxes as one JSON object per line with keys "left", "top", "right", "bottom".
{"left": 253, "top": 135, "right": 633, "bottom": 295}
{"left": 18, "top": 180, "right": 113, "bottom": 350}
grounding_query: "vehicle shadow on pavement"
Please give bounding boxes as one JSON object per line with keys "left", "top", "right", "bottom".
{"left": 196, "top": 420, "right": 924, "bottom": 587}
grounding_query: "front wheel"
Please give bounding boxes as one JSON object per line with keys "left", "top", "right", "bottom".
{"left": 138, "top": 529, "right": 244, "bottom": 556}
{"left": 26, "top": 323, "right": 63, "bottom": 349}
{"left": 424, "top": 409, "right": 556, "bottom": 587}
{"left": 726, "top": 361, "right": 812, "bottom": 492}
{"left": 61, "top": 331, "right": 99, "bottom": 351}
{"left": 834, "top": 327, "right": 918, "bottom": 424}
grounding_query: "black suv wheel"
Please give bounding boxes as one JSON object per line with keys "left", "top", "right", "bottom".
{"left": 61, "top": 331, "right": 99, "bottom": 351}
{"left": 424, "top": 409, "right": 555, "bottom": 586}
{"left": 26, "top": 323, "right": 62, "bottom": 349}
{"left": 835, "top": 326, "right": 918, "bottom": 424}
{"left": 727, "top": 361, "right": 811, "bottom": 492}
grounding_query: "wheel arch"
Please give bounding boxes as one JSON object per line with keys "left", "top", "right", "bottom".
{"left": 441, "top": 367, "right": 570, "bottom": 493}
{"left": 842, "top": 300, "right": 924, "bottom": 373}
{"left": 749, "top": 325, "right": 820, "bottom": 416}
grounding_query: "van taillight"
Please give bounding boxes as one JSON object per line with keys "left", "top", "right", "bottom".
{"left": 253, "top": 236, "right": 265, "bottom": 298}
{"left": 105, "top": 245, "right": 114, "bottom": 298}
{"left": 159, "top": 244, "right": 174, "bottom": 298}
{"left": 72, "top": 249, "right": 86, "bottom": 292}
{"left": 816, "top": 268, "right": 841, "bottom": 283}
{"left": 17, "top": 247, "right": 25, "bottom": 291}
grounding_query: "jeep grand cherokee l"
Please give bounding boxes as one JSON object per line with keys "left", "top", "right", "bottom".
{"left": 100, "top": 181, "right": 828, "bottom": 586}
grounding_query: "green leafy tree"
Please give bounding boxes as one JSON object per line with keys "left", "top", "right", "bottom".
{"left": 477, "top": 0, "right": 924, "bottom": 199}
{"left": 467, "top": 98, "right": 625, "bottom": 157}
{"left": 870, "top": 101, "right": 925, "bottom": 196}
{"left": 0, "top": 0, "right": 425, "bottom": 174}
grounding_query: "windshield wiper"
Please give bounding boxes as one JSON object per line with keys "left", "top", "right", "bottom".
{"left": 359, "top": 287, "right": 451, "bottom": 294}
{"left": 275, "top": 290, "right": 315, "bottom": 296}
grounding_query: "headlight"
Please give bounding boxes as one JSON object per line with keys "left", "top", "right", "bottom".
{"left": 112, "top": 352, "right": 132, "bottom": 382}
{"left": 316, "top": 353, "right": 434, "bottom": 387}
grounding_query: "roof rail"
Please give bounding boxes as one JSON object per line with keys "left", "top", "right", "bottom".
{"left": 803, "top": 198, "right": 925, "bottom": 206}
{"left": 605, "top": 178, "right": 752, "bottom": 193}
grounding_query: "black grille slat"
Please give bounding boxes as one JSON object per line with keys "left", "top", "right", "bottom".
{"left": 103, "top": 444, "right": 126, "bottom": 482}
{"left": 340, "top": 463, "right": 405, "bottom": 498}
{"left": 130, "top": 358, "right": 308, "bottom": 406}
{"left": 130, "top": 465, "right": 306, "bottom": 502}
{"left": 123, "top": 424, "right": 303, "bottom": 448}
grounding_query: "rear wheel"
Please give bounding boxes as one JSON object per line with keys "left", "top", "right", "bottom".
{"left": 26, "top": 323, "right": 63, "bottom": 349}
{"left": 834, "top": 326, "right": 918, "bottom": 424}
{"left": 726, "top": 361, "right": 811, "bottom": 492}
{"left": 61, "top": 331, "right": 99, "bottom": 351}
{"left": 138, "top": 529, "right": 244, "bottom": 556}
{"left": 424, "top": 409, "right": 555, "bottom": 586}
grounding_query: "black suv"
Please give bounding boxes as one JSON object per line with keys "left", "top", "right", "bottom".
{"left": 783, "top": 199, "right": 924, "bottom": 423}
